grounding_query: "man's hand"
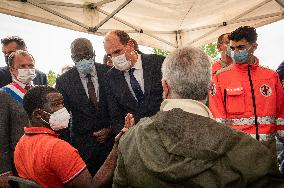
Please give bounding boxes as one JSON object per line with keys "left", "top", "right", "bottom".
{"left": 0, "top": 171, "right": 13, "bottom": 188}
{"left": 93, "top": 128, "right": 112, "bottom": 143}
{"left": 114, "top": 113, "right": 135, "bottom": 144}
{"left": 124, "top": 113, "right": 135, "bottom": 129}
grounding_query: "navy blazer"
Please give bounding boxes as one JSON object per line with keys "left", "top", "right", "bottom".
{"left": 106, "top": 53, "right": 165, "bottom": 134}
{"left": 0, "top": 66, "right": 47, "bottom": 87}
{"left": 55, "top": 63, "right": 112, "bottom": 175}
{"left": 277, "top": 60, "right": 284, "bottom": 82}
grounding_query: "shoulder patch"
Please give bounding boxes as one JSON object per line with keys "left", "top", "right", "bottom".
{"left": 216, "top": 64, "right": 233, "bottom": 76}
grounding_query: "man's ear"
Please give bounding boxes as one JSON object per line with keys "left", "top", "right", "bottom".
{"left": 128, "top": 39, "right": 135, "bottom": 49}
{"left": 162, "top": 80, "right": 169, "bottom": 99}
{"left": 32, "top": 108, "right": 42, "bottom": 119}
{"left": 253, "top": 43, "right": 258, "bottom": 51}
{"left": 216, "top": 43, "right": 222, "bottom": 52}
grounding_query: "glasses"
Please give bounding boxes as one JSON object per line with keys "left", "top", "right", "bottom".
{"left": 71, "top": 53, "right": 93, "bottom": 62}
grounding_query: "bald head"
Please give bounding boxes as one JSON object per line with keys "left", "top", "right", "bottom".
{"left": 104, "top": 30, "right": 137, "bottom": 69}
{"left": 70, "top": 38, "right": 94, "bottom": 63}
{"left": 104, "top": 30, "right": 131, "bottom": 45}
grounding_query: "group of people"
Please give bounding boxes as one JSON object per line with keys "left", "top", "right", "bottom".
{"left": 1, "top": 26, "right": 284, "bottom": 187}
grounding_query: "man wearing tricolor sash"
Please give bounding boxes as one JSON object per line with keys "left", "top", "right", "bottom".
{"left": 0, "top": 50, "right": 35, "bottom": 187}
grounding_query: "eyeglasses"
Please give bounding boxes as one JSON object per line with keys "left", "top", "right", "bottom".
{"left": 71, "top": 54, "right": 93, "bottom": 62}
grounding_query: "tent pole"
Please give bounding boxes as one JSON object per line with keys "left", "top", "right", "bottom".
{"left": 94, "top": 7, "right": 177, "bottom": 48}
{"left": 275, "top": 0, "right": 284, "bottom": 8}
{"left": 26, "top": 0, "right": 90, "bottom": 29}
{"left": 89, "top": 0, "right": 132, "bottom": 32}
{"left": 188, "top": 0, "right": 273, "bottom": 45}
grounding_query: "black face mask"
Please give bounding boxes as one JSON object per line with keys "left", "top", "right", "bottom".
{"left": 4, "top": 55, "right": 9, "bottom": 66}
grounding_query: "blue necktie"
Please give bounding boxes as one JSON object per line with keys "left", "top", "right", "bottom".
{"left": 129, "top": 68, "right": 144, "bottom": 105}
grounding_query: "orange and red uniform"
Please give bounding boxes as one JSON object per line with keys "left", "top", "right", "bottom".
{"left": 212, "top": 60, "right": 231, "bottom": 75}
{"left": 212, "top": 60, "right": 223, "bottom": 75}
{"left": 209, "top": 57, "right": 284, "bottom": 142}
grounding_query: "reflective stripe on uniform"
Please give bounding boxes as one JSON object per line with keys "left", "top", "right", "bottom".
{"left": 215, "top": 116, "right": 277, "bottom": 126}
{"left": 277, "top": 118, "right": 284, "bottom": 126}
{"left": 249, "top": 133, "right": 276, "bottom": 141}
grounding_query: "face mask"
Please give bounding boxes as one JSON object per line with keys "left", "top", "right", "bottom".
{"left": 42, "top": 107, "right": 70, "bottom": 131}
{"left": 75, "top": 58, "right": 94, "bottom": 74}
{"left": 4, "top": 55, "right": 9, "bottom": 66}
{"left": 111, "top": 53, "right": 132, "bottom": 71}
{"left": 17, "top": 68, "right": 36, "bottom": 84}
{"left": 231, "top": 49, "right": 250, "bottom": 64}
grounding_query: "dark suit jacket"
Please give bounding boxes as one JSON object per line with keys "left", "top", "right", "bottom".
{"left": 0, "top": 66, "right": 47, "bottom": 88}
{"left": 277, "top": 60, "right": 284, "bottom": 83}
{"left": 106, "top": 53, "right": 165, "bottom": 134}
{"left": 0, "top": 91, "right": 28, "bottom": 175}
{"left": 55, "top": 63, "right": 112, "bottom": 175}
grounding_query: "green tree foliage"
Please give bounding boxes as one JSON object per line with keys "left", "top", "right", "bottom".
{"left": 153, "top": 43, "right": 218, "bottom": 61}
{"left": 152, "top": 48, "right": 170, "bottom": 57}
{"left": 202, "top": 42, "right": 219, "bottom": 61}
{"left": 47, "top": 70, "right": 58, "bottom": 87}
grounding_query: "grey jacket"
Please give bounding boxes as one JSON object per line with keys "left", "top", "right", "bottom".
{"left": 113, "top": 108, "right": 284, "bottom": 188}
{"left": 0, "top": 91, "right": 28, "bottom": 174}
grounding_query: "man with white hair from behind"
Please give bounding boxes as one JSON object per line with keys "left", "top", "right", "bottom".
{"left": 113, "top": 46, "right": 284, "bottom": 187}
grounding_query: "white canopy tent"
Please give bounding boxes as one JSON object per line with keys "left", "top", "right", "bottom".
{"left": 0, "top": 0, "right": 283, "bottom": 51}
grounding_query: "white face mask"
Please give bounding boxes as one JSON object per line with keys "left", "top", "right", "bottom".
{"left": 111, "top": 53, "right": 132, "bottom": 71}
{"left": 44, "top": 108, "right": 70, "bottom": 131}
{"left": 17, "top": 68, "right": 36, "bottom": 84}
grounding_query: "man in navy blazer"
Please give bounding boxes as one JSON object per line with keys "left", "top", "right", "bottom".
{"left": 0, "top": 36, "right": 47, "bottom": 88}
{"left": 55, "top": 38, "right": 113, "bottom": 176}
{"left": 104, "top": 30, "right": 165, "bottom": 134}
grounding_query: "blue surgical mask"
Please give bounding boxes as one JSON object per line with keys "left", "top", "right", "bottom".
{"left": 231, "top": 49, "right": 249, "bottom": 64}
{"left": 75, "top": 58, "right": 94, "bottom": 74}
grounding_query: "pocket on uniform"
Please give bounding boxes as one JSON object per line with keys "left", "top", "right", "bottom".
{"left": 225, "top": 87, "right": 245, "bottom": 115}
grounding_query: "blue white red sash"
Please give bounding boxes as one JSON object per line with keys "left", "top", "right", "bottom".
{"left": 1, "top": 82, "right": 27, "bottom": 103}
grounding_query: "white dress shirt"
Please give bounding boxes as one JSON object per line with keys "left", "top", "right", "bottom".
{"left": 124, "top": 54, "right": 144, "bottom": 100}
{"left": 12, "top": 77, "right": 34, "bottom": 89}
{"left": 78, "top": 66, "right": 99, "bottom": 102}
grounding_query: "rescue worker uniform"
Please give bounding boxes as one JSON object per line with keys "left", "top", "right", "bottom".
{"left": 209, "top": 57, "right": 284, "bottom": 152}
{"left": 212, "top": 60, "right": 230, "bottom": 75}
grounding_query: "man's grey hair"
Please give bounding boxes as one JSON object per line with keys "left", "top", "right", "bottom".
{"left": 162, "top": 46, "right": 211, "bottom": 100}
{"left": 8, "top": 50, "right": 34, "bottom": 67}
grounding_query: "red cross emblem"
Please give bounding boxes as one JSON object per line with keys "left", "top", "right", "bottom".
{"left": 260, "top": 84, "right": 272, "bottom": 97}
{"left": 210, "top": 83, "right": 216, "bottom": 96}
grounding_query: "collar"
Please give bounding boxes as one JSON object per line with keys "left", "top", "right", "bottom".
{"left": 78, "top": 65, "right": 97, "bottom": 79}
{"left": 160, "top": 99, "right": 213, "bottom": 119}
{"left": 12, "top": 76, "right": 34, "bottom": 89}
{"left": 131, "top": 54, "right": 142, "bottom": 70}
{"left": 218, "top": 59, "right": 230, "bottom": 68}
{"left": 233, "top": 56, "right": 259, "bottom": 71}
{"left": 24, "top": 127, "right": 59, "bottom": 137}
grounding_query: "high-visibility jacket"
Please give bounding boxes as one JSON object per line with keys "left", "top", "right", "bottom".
{"left": 212, "top": 60, "right": 231, "bottom": 75}
{"left": 212, "top": 61, "right": 222, "bottom": 75}
{"left": 209, "top": 57, "right": 284, "bottom": 142}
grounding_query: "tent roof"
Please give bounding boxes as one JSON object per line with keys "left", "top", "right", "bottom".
{"left": 1, "top": 0, "right": 284, "bottom": 50}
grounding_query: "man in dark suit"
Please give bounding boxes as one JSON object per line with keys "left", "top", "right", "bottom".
{"left": 0, "top": 91, "right": 29, "bottom": 188}
{"left": 0, "top": 49, "right": 36, "bottom": 187}
{"left": 55, "top": 38, "right": 113, "bottom": 176}
{"left": 0, "top": 36, "right": 47, "bottom": 88}
{"left": 104, "top": 30, "right": 165, "bottom": 134}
